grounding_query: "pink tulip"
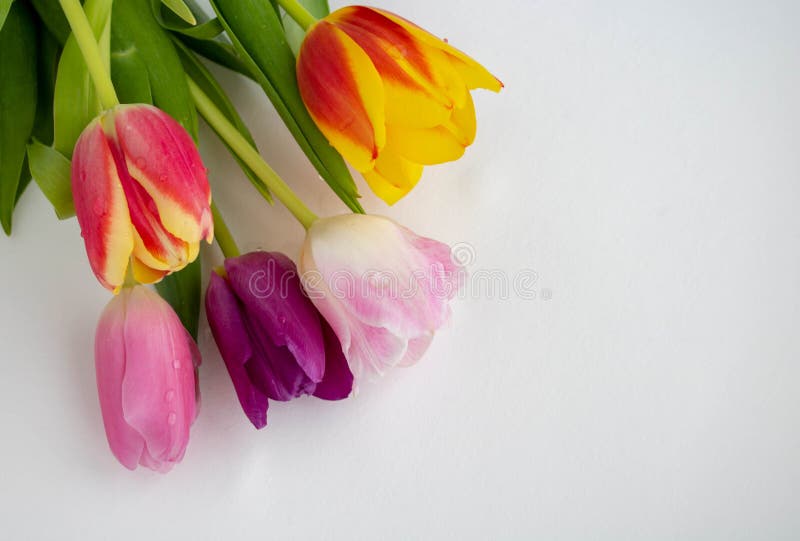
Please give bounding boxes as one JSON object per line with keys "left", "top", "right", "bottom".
{"left": 95, "top": 285, "right": 200, "bottom": 473}
{"left": 299, "top": 214, "right": 464, "bottom": 380}
{"left": 71, "top": 104, "right": 213, "bottom": 292}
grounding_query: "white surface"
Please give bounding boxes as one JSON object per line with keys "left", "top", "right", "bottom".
{"left": 2, "top": 0, "right": 800, "bottom": 539}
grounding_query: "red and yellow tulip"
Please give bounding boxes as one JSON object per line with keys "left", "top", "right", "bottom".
{"left": 297, "top": 6, "right": 502, "bottom": 205}
{"left": 71, "top": 105, "right": 213, "bottom": 293}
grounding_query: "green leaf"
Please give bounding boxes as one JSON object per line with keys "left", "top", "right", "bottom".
{"left": 111, "top": 0, "right": 197, "bottom": 136}
{"left": 27, "top": 140, "right": 74, "bottom": 219}
{"left": 52, "top": 0, "right": 112, "bottom": 158}
{"left": 155, "top": 258, "right": 201, "bottom": 338}
{"left": 281, "top": 0, "right": 328, "bottom": 57}
{"left": 176, "top": 34, "right": 251, "bottom": 78}
{"left": 29, "top": 0, "right": 71, "bottom": 46}
{"left": 150, "top": 0, "right": 221, "bottom": 39}
{"left": 0, "top": 0, "right": 13, "bottom": 33}
{"left": 111, "top": 0, "right": 202, "bottom": 338}
{"left": 0, "top": 2, "right": 37, "bottom": 235}
{"left": 160, "top": 0, "right": 195, "bottom": 25}
{"left": 152, "top": 0, "right": 251, "bottom": 78}
{"left": 15, "top": 154, "right": 31, "bottom": 204}
{"left": 13, "top": 8, "right": 61, "bottom": 209}
{"left": 110, "top": 44, "right": 153, "bottom": 105}
{"left": 33, "top": 27, "right": 60, "bottom": 145}
{"left": 173, "top": 37, "right": 271, "bottom": 203}
{"left": 210, "top": 0, "right": 364, "bottom": 213}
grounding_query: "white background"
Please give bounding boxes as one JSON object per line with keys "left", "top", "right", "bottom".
{"left": 2, "top": 0, "right": 800, "bottom": 539}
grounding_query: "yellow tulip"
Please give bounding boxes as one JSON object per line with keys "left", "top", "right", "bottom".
{"left": 297, "top": 6, "right": 502, "bottom": 204}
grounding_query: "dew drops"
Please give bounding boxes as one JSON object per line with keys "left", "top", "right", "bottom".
{"left": 167, "top": 412, "right": 177, "bottom": 425}
{"left": 278, "top": 315, "right": 287, "bottom": 325}
{"left": 135, "top": 157, "right": 147, "bottom": 170}
{"left": 173, "top": 359, "right": 181, "bottom": 370}
{"left": 164, "top": 390, "right": 175, "bottom": 402}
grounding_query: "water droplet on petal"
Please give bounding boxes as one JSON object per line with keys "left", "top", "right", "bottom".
{"left": 278, "top": 315, "right": 287, "bottom": 325}
{"left": 173, "top": 359, "right": 181, "bottom": 369}
{"left": 167, "top": 412, "right": 177, "bottom": 425}
{"left": 92, "top": 198, "right": 104, "bottom": 216}
{"left": 164, "top": 390, "right": 175, "bottom": 402}
{"left": 135, "top": 157, "right": 147, "bottom": 170}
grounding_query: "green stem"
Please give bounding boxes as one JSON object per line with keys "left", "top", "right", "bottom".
{"left": 275, "top": 0, "right": 318, "bottom": 31}
{"left": 187, "top": 77, "right": 318, "bottom": 230}
{"left": 211, "top": 202, "right": 240, "bottom": 258}
{"left": 58, "top": 0, "right": 119, "bottom": 110}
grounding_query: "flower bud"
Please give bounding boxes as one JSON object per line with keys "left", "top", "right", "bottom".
{"left": 205, "top": 252, "right": 352, "bottom": 429}
{"left": 299, "top": 214, "right": 464, "bottom": 380}
{"left": 72, "top": 104, "right": 213, "bottom": 292}
{"left": 297, "top": 6, "right": 502, "bottom": 204}
{"left": 95, "top": 285, "right": 200, "bottom": 472}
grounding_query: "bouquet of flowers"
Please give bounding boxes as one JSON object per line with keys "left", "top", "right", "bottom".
{"left": 0, "top": 0, "right": 501, "bottom": 472}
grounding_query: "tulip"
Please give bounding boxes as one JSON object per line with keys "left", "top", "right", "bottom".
{"left": 95, "top": 285, "right": 200, "bottom": 473}
{"left": 205, "top": 252, "right": 353, "bottom": 429}
{"left": 71, "top": 104, "right": 213, "bottom": 293}
{"left": 296, "top": 6, "right": 502, "bottom": 204}
{"left": 299, "top": 214, "right": 464, "bottom": 380}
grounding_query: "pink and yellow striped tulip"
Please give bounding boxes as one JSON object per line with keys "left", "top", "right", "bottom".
{"left": 71, "top": 104, "right": 213, "bottom": 292}
{"left": 297, "top": 6, "right": 502, "bottom": 204}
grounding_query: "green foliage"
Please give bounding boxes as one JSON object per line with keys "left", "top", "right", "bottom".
{"left": 29, "top": 0, "right": 72, "bottom": 45}
{"left": 173, "top": 38, "right": 272, "bottom": 203}
{"left": 160, "top": 0, "right": 195, "bottom": 25}
{"left": 281, "top": 0, "right": 329, "bottom": 56}
{"left": 210, "top": 0, "right": 364, "bottom": 213}
{"left": 52, "top": 0, "right": 111, "bottom": 158}
{"left": 27, "top": 140, "right": 74, "bottom": 219}
{"left": 0, "top": 2, "right": 37, "bottom": 234}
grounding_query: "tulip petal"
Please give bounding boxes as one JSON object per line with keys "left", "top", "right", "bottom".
{"left": 243, "top": 324, "right": 314, "bottom": 401}
{"left": 398, "top": 333, "right": 434, "bottom": 367}
{"left": 445, "top": 90, "right": 477, "bottom": 147}
{"left": 298, "top": 21, "right": 386, "bottom": 172}
{"left": 331, "top": 7, "right": 455, "bottom": 127}
{"left": 139, "top": 447, "right": 175, "bottom": 474}
{"left": 375, "top": 8, "right": 503, "bottom": 92}
{"left": 71, "top": 119, "right": 134, "bottom": 292}
{"left": 121, "top": 287, "right": 196, "bottom": 468}
{"left": 362, "top": 150, "right": 423, "bottom": 205}
{"left": 131, "top": 256, "right": 169, "bottom": 285}
{"left": 106, "top": 129, "right": 194, "bottom": 273}
{"left": 387, "top": 124, "right": 466, "bottom": 165}
{"left": 225, "top": 253, "right": 326, "bottom": 384}
{"left": 205, "top": 273, "right": 269, "bottom": 429}
{"left": 301, "top": 237, "right": 408, "bottom": 379}
{"left": 399, "top": 223, "right": 466, "bottom": 308}
{"left": 306, "top": 215, "right": 462, "bottom": 339}
{"left": 313, "top": 320, "right": 354, "bottom": 400}
{"left": 382, "top": 77, "right": 453, "bottom": 129}
{"left": 113, "top": 105, "right": 213, "bottom": 244}
{"left": 95, "top": 290, "right": 145, "bottom": 470}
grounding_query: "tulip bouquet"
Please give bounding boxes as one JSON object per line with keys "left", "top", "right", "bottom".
{"left": 0, "top": 0, "right": 501, "bottom": 472}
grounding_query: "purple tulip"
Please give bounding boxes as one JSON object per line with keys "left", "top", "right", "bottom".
{"left": 205, "top": 252, "right": 353, "bottom": 428}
